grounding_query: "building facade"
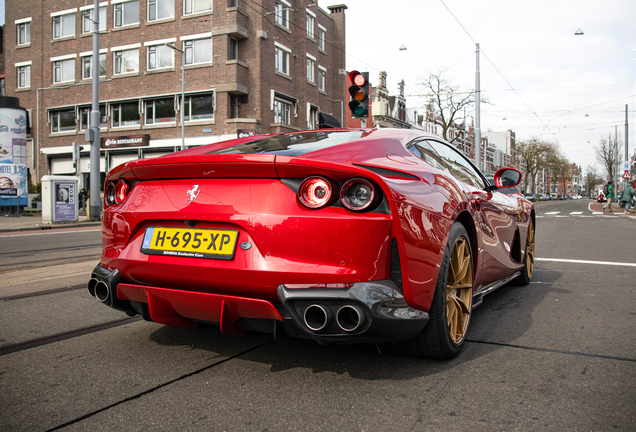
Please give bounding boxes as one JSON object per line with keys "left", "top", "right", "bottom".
{"left": 5, "top": 0, "right": 347, "bottom": 188}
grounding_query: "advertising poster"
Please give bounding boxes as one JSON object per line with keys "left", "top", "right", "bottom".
{"left": 53, "top": 182, "right": 77, "bottom": 221}
{"left": 0, "top": 107, "right": 28, "bottom": 202}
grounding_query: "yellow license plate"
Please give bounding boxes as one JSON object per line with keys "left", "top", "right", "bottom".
{"left": 140, "top": 226, "right": 239, "bottom": 260}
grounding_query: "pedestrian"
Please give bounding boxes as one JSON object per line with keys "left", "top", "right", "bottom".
{"left": 622, "top": 181, "right": 635, "bottom": 214}
{"left": 602, "top": 180, "right": 614, "bottom": 212}
{"left": 79, "top": 188, "right": 87, "bottom": 211}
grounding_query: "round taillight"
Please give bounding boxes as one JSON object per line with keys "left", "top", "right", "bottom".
{"left": 114, "top": 179, "right": 129, "bottom": 205}
{"left": 298, "top": 176, "right": 333, "bottom": 209}
{"left": 106, "top": 183, "right": 116, "bottom": 207}
{"left": 341, "top": 178, "right": 375, "bottom": 211}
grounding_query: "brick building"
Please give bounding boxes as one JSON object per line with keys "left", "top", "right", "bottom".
{"left": 4, "top": 0, "right": 347, "bottom": 189}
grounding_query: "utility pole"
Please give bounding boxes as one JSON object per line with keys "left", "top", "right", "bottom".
{"left": 625, "top": 104, "right": 629, "bottom": 162}
{"left": 474, "top": 43, "right": 481, "bottom": 171}
{"left": 88, "top": 0, "right": 101, "bottom": 221}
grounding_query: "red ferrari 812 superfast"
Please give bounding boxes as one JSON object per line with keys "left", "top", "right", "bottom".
{"left": 89, "top": 128, "right": 535, "bottom": 359}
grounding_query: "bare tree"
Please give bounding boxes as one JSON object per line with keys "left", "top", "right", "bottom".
{"left": 541, "top": 143, "right": 566, "bottom": 195}
{"left": 584, "top": 165, "right": 603, "bottom": 197}
{"left": 595, "top": 134, "right": 622, "bottom": 183}
{"left": 420, "top": 69, "right": 483, "bottom": 144}
{"left": 517, "top": 137, "right": 553, "bottom": 193}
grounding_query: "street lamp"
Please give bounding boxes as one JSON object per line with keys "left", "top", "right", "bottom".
{"left": 165, "top": 43, "right": 185, "bottom": 151}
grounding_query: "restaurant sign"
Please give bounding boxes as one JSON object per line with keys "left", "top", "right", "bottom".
{"left": 101, "top": 134, "right": 150, "bottom": 149}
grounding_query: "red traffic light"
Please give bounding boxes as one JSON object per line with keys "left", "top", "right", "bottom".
{"left": 352, "top": 73, "right": 366, "bottom": 87}
{"left": 348, "top": 71, "right": 369, "bottom": 119}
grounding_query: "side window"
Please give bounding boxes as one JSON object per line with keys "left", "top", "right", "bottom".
{"left": 427, "top": 140, "right": 485, "bottom": 189}
{"left": 408, "top": 141, "right": 448, "bottom": 172}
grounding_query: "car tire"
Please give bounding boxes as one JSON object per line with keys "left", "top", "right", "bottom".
{"left": 392, "top": 223, "right": 473, "bottom": 359}
{"left": 514, "top": 219, "right": 535, "bottom": 286}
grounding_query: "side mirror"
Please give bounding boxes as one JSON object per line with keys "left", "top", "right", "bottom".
{"left": 494, "top": 168, "right": 522, "bottom": 188}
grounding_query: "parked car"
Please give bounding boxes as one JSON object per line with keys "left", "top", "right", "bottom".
{"left": 525, "top": 193, "right": 536, "bottom": 202}
{"left": 89, "top": 128, "right": 535, "bottom": 359}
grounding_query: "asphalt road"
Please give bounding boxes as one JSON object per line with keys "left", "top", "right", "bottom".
{"left": 1, "top": 200, "right": 635, "bottom": 431}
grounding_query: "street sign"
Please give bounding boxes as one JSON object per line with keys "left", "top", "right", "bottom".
{"left": 622, "top": 170, "right": 631, "bottom": 180}
{"left": 624, "top": 161, "right": 630, "bottom": 171}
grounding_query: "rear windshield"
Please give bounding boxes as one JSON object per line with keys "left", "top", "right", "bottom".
{"left": 208, "top": 130, "right": 364, "bottom": 156}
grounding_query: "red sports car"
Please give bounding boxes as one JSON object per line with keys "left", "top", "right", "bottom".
{"left": 89, "top": 128, "right": 535, "bottom": 359}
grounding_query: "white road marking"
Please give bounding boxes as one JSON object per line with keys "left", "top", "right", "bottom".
{"left": 570, "top": 211, "right": 583, "bottom": 214}
{"left": 545, "top": 211, "right": 560, "bottom": 215}
{"left": 536, "top": 257, "right": 636, "bottom": 267}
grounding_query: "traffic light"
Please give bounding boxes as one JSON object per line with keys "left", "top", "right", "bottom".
{"left": 348, "top": 71, "right": 369, "bottom": 119}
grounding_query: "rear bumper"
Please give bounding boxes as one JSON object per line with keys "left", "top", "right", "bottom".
{"left": 89, "top": 264, "right": 428, "bottom": 343}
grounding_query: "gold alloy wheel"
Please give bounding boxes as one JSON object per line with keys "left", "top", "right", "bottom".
{"left": 526, "top": 220, "right": 535, "bottom": 278}
{"left": 446, "top": 236, "right": 473, "bottom": 344}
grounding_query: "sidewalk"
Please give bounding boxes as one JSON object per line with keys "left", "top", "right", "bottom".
{"left": 589, "top": 199, "right": 636, "bottom": 215}
{"left": 0, "top": 210, "right": 102, "bottom": 233}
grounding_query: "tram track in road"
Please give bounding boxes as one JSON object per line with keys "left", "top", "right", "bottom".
{"left": 0, "top": 244, "right": 102, "bottom": 259}
{"left": 0, "top": 284, "right": 86, "bottom": 302}
{"left": 0, "top": 316, "right": 142, "bottom": 357}
{"left": 0, "top": 253, "right": 101, "bottom": 273}
{"left": 44, "top": 339, "right": 273, "bottom": 432}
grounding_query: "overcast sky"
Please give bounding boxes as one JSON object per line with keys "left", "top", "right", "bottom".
{"left": 2, "top": 2, "right": 634, "bottom": 174}
{"left": 341, "top": 0, "right": 636, "bottom": 175}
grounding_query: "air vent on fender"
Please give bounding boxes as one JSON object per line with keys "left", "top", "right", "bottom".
{"left": 353, "top": 164, "right": 419, "bottom": 180}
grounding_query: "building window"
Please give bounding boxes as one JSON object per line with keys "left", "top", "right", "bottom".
{"left": 318, "top": 67, "right": 326, "bottom": 91}
{"left": 82, "top": 54, "right": 107, "bottom": 79}
{"left": 230, "top": 94, "right": 239, "bottom": 119}
{"left": 306, "top": 56, "right": 315, "bottom": 83}
{"left": 53, "top": 13, "right": 76, "bottom": 39}
{"left": 17, "top": 65, "right": 31, "bottom": 89}
{"left": 148, "top": 45, "right": 174, "bottom": 70}
{"left": 111, "top": 102, "right": 140, "bottom": 127}
{"left": 275, "top": 1, "right": 289, "bottom": 29}
{"left": 184, "top": 38, "right": 212, "bottom": 65}
{"left": 229, "top": 37, "right": 238, "bottom": 60}
{"left": 275, "top": 44, "right": 290, "bottom": 75}
{"left": 148, "top": 0, "right": 175, "bottom": 21}
{"left": 185, "top": 0, "right": 212, "bottom": 15}
{"left": 227, "top": 0, "right": 238, "bottom": 7}
{"left": 82, "top": 7, "right": 107, "bottom": 33}
{"left": 308, "top": 105, "right": 319, "bottom": 129}
{"left": 145, "top": 98, "right": 176, "bottom": 125}
{"left": 79, "top": 105, "right": 107, "bottom": 130}
{"left": 114, "top": 1, "right": 139, "bottom": 27}
{"left": 53, "top": 59, "right": 75, "bottom": 84}
{"left": 273, "top": 99, "right": 291, "bottom": 125}
{"left": 114, "top": 49, "right": 139, "bottom": 74}
{"left": 318, "top": 26, "right": 326, "bottom": 51}
{"left": 17, "top": 22, "right": 31, "bottom": 46}
{"left": 0, "top": 79, "right": 4, "bottom": 97}
{"left": 306, "top": 12, "right": 315, "bottom": 39}
{"left": 51, "top": 109, "right": 76, "bottom": 133}
{"left": 184, "top": 93, "right": 214, "bottom": 121}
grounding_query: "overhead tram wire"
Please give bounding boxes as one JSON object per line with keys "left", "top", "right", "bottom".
{"left": 439, "top": 0, "right": 556, "bottom": 137}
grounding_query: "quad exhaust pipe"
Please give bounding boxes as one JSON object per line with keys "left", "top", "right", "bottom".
{"left": 303, "top": 303, "right": 367, "bottom": 333}
{"left": 303, "top": 304, "right": 333, "bottom": 331}
{"left": 88, "top": 277, "right": 111, "bottom": 303}
{"left": 336, "top": 305, "right": 366, "bottom": 332}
